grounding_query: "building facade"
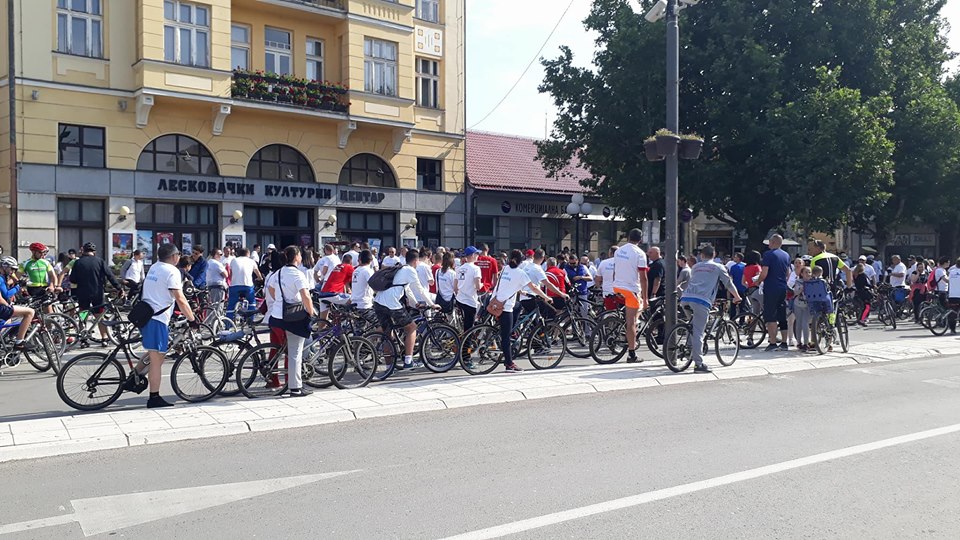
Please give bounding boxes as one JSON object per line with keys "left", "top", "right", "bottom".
{"left": 1, "top": 0, "right": 465, "bottom": 262}
{"left": 466, "top": 131, "right": 625, "bottom": 255}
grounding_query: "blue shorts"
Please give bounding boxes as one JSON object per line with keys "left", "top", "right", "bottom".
{"left": 141, "top": 319, "right": 170, "bottom": 353}
{"left": 0, "top": 304, "right": 13, "bottom": 321}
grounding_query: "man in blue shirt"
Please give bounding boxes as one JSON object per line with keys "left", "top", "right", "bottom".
{"left": 757, "top": 235, "right": 792, "bottom": 351}
{"left": 188, "top": 245, "right": 209, "bottom": 288}
{"left": 565, "top": 255, "right": 592, "bottom": 317}
{"left": 728, "top": 252, "right": 746, "bottom": 318}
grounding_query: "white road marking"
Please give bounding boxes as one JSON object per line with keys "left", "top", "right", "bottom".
{"left": 442, "top": 423, "right": 960, "bottom": 540}
{"left": 0, "top": 470, "right": 361, "bottom": 537}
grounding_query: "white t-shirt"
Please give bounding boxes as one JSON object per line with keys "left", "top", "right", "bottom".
{"left": 934, "top": 267, "right": 949, "bottom": 292}
{"left": 230, "top": 257, "right": 257, "bottom": 287}
{"left": 141, "top": 261, "right": 181, "bottom": 325}
{"left": 298, "top": 264, "right": 316, "bottom": 290}
{"left": 416, "top": 261, "right": 434, "bottom": 289}
{"left": 889, "top": 262, "right": 907, "bottom": 287}
{"left": 455, "top": 262, "right": 482, "bottom": 308}
{"left": 345, "top": 250, "right": 360, "bottom": 267}
{"left": 495, "top": 266, "right": 532, "bottom": 313}
{"left": 949, "top": 266, "right": 960, "bottom": 298}
{"left": 267, "top": 267, "right": 307, "bottom": 321}
{"left": 374, "top": 265, "right": 427, "bottom": 310}
{"left": 124, "top": 258, "right": 145, "bottom": 283}
{"left": 436, "top": 268, "right": 456, "bottom": 301}
{"left": 862, "top": 263, "right": 877, "bottom": 284}
{"left": 205, "top": 258, "right": 227, "bottom": 287}
{"left": 313, "top": 254, "right": 341, "bottom": 282}
{"left": 598, "top": 258, "right": 616, "bottom": 296}
{"left": 612, "top": 243, "right": 648, "bottom": 293}
{"left": 250, "top": 251, "right": 260, "bottom": 264}
{"left": 383, "top": 255, "right": 405, "bottom": 268}
{"left": 351, "top": 265, "right": 375, "bottom": 309}
{"left": 264, "top": 270, "right": 280, "bottom": 321}
{"left": 521, "top": 261, "right": 548, "bottom": 298}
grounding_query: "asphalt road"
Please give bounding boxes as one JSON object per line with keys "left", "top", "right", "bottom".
{"left": 0, "top": 317, "right": 946, "bottom": 421}
{"left": 1, "top": 352, "right": 958, "bottom": 538}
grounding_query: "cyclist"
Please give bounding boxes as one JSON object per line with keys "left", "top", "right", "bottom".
{"left": 611, "top": 228, "right": 650, "bottom": 363}
{"left": 372, "top": 249, "right": 436, "bottom": 370}
{"left": 595, "top": 246, "right": 622, "bottom": 311}
{"left": 519, "top": 249, "right": 567, "bottom": 317}
{"left": 22, "top": 242, "right": 58, "bottom": 300}
{"left": 495, "top": 249, "right": 555, "bottom": 373}
{"left": 0, "top": 257, "right": 36, "bottom": 350}
{"left": 205, "top": 247, "right": 228, "bottom": 308}
{"left": 350, "top": 250, "right": 376, "bottom": 324}
{"left": 124, "top": 243, "right": 198, "bottom": 408}
{"left": 947, "top": 258, "right": 960, "bottom": 333}
{"left": 69, "top": 243, "right": 125, "bottom": 345}
{"left": 120, "top": 250, "right": 146, "bottom": 299}
{"left": 809, "top": 240, "right": 852, "bottom": 290}
{"left": 455, "top": 246, "right": 483, "bottom": 334}
{"left": 679, "top": 245, "right": 742, "bottom": 373}
{"left": 188, "top": 245, "right": 209, "bottom": 288}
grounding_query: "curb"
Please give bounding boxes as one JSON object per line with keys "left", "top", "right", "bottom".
{"left": 1, "top": 341, "right": 955, "bottom": 464}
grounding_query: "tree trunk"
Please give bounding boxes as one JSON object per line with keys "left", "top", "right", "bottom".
{"left": 936, "top": 218, "right": 960, "bottom": 257}
{"left": 745, "top": 222, "right": 773, "bottom": 253}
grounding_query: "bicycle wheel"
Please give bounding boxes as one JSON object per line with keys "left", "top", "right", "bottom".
{"left": 527, "top": 322, "right": 566, "bottom": 370}
{"left": 171, "top": 346, "right": 229, "bottom": 403}
{"left": 236, "top": 342, "right": 288, "bottom": 398}
{"left": 24, "top": 330, "right": 52, "bottom": 373}
{"left": 218, "top": 341, "right": 250, "bottom": 396}
{"left": 419, "top": 324, "right": 460, "bottom": 373}
{"left": 590, "top": 315, "right": 626, "bottom": 364}
{"left": 664, "top": 324, "right": 693, "bottom": 373}
{"left": 741, "top": 315, "right": 766, "bottom": 349}
{"left": 459, "top": 324, "right": 502, "bottom": 375}
{"left": 714, "top": 320, "right": 740, "bottom": 366}
{"left": 562, "top": 317, "right": 595, "bottom": 359}
{"left": 645, "top": 315, "right": 666, "bottom": 359}
{"left": 877, "top": 301, "right": 896, "bottom": 329}
{"left": 930, "top": 312, "right": 950, "bottom": 336}
{"left": 813, "top": 314, "right": 832, "bottom": 355}
{"left": 303, "top": 336, "right": 334, "bottom": 389}
{"left": 329, "top": 336, "right": 379, "bottom": 389}
{"left": 365, "top": 331, "right": 398, "bottom": 381}
{"left": 836, "top": 313, "right": 850, "bottom": 353}
{"left": 48, "top": 313, "right": 81, "bottom": 351}
{"left": 56, "top": 352, "right": 125, "bottom": 411}
{"left": 919, "top": 306, "right": 938, "bottom": 330}
{"left": 41, "top": 315, "right": 68, "bottom": 358}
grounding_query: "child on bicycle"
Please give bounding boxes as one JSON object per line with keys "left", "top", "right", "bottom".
{"left": 792, "top": 266, "right": 812, "bottom": 352}
{"left": 804, "top": 266, "right": 834, "bottom": 351}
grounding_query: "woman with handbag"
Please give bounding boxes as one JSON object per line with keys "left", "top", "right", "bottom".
{"left": 267, "top": 246, "right": 315, "bottom": 397}
{"left": 491, "top": 249, "right": 553, "bottom": 373}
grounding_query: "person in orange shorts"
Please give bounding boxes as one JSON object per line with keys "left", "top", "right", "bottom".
{"left": 611, "top": 229, "right": 649, "bottom": 363}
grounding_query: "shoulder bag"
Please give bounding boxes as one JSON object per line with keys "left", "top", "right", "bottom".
{"left": 486, "top": 276, "right": 505, "bottom": 318}
{"left": 279, "top": 267, "right": 308, "bottom": 322}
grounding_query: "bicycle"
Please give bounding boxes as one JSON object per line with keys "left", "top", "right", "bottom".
{"left": 918, "top": 299, "right": 957, "bottom": 336}
{"left": 664, "top": 299, "right": 740, "bottom": 373}
{"left": 457, "top": 302, "right": 566, "bottom": 375}
{"left": 588, "top": 296, "right": 668, "bottom": 364}
{"left": 365, "top": 305, "right": 462, "bottom": 380}
{"left": 56, "top": 319, "right": 228, "bottom": 410}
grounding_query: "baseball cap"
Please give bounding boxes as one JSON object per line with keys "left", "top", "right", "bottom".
{"left": 858, "top": 255, "right": 867, "bottom": 261}
{"left": 525, "top": 249, "right": 534, "bottom": 257}
{"left": 463, "top": 246, "right": 480, "bottom": 256}
{"left": 267, "top": 243, "right": 276, "bottom": 250}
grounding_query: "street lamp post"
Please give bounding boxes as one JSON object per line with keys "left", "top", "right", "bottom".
{"left": 567, "top": 194, "right": 593, "bottom": 256}
{"left": 642, "top": 0, "right": 691, "bottom": 340}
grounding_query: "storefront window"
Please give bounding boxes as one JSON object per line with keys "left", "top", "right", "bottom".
{"left": 58, "top": 198, "right": 105, "bottom": 255}
{"left": 416, "top": 213, "right": 441, "bottom": 249}
{"left": 135, "top": 202, "right": 218, "bottom": 261}
{"left": 339, "top": 154, "right": 397, "bottom": 188}
{"left": 338, "top": 211, "right": 397, "bottom": 250}
{"left": 246, "top": 206, "right": 314, "bottom": 250}
{"left": 137, "top": 134, "right": 219, "bottom": 176}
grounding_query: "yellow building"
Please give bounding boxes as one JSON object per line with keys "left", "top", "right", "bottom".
{"left": 0, "top": 0, "right": 465, "bottom": 261}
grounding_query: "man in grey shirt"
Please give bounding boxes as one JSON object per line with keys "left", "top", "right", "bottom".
{"left": 678, "top": 245, "right": 742, "bottom": 373}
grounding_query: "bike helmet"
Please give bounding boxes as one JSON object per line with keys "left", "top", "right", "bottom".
{"left": 0, "top": 256, "right": 17, "bottom": 269}
{"left": 28, "top": 242, "right": 47, "bottom": 252}
{"left": 82, "top": 242, "right": 97, "bottom": 253}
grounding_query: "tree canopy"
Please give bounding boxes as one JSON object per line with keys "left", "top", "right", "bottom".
{"left": 538, "top": 0, "right": 960, "bottom": 251}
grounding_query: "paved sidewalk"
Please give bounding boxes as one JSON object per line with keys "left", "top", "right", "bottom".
{"left": 3, "top": 336, "right": 959, "bottom": 463}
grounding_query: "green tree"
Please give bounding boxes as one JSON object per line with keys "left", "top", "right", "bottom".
{"left": 538, "top": 0, "right": 951, "bottom": 251}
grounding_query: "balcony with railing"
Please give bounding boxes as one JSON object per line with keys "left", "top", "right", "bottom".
{"left": 231, "top": 70, "right": 350, "bottom": 114}
{"left": 275, "top": 0, "right": 346, "bottom": 13}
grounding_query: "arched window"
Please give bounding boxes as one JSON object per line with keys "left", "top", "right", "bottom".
{"left": 137, "top": 135, "right": 219, "bottom": 175}
{"left": 338, "top": 153, "right": 397, "bottom": 188}
{"left": 246, "top": 144, "right": 314, "bottom": 182}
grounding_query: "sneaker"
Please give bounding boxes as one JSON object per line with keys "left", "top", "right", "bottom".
{"left": 401, "top": 361, "right": 415, "bottom": 371}
{"left": 146, "top": 395, "right": 174, "bottom": 408}
{"left": 626, "top": 351, "right": 641, "bottom": 363}
{"left": 412, "top": 361, "right": 424, "bottom": 370}
{"left": 288, "top": 388, "right": 312, "bottom": 397}
{"left": 798, "top": 344, "right": 807, "bottom": 352}
{"left": 764, "top": 343, "right": 779, "bottom": 352}
{"left": 14, "top": 341, "right": 36, "bottom": 351}
{"left": 778, "top": 342, "right": 789, "bottom": 351}
{"left": 694, "top": 364, "right": 712, "bottom": 373}
{"left": 504, "top": 362, "right": 523, "bottom": 373}
{"left": 462, "top": 360, "right": 475, "bottom": 370}
{"left": 857, "top": 320, "right": 867, "bottom": 327}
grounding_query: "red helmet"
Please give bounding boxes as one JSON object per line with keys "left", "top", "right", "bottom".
{"left": 29, "top": 242, "right": 47, "bottom": 252}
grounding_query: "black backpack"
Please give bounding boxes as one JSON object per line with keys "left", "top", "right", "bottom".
{"left": 368, "top": 265, "right": 403, "bottom": 292}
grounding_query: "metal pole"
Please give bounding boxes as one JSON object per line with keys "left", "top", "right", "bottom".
{"left": 574, "top": 215, "right": 580, "bottom": 256}
{"left": 664, "top": 0, "right": 680, "bottom": 335}
{"left": 7, "top": 0, "right": 17, "bottom": 255}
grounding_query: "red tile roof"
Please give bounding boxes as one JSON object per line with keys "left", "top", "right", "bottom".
{"left": 466, "top": 130, "right": 593, "bottom": 194}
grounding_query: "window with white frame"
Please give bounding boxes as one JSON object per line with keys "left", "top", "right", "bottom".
{"left": 416, "top": 0, "right": 439, "bottom": 23}
{"left": 306, "top": 38, "right": 324, "bottom": 82}
{"left": 56, "top": 0, "right": 103, "bottom": 58}
{"left": 163, "top": 0, "right": 209, "bottom": 67}
{"left": 231, "top": 24, "right": 250, "bottom": 70}
{"left": 364, "top": 38, "right": 398, "bottom": 97}
{"left": 416, "top": 58, "right": 440, "bottom": 108}
{"left": 265, "top": 28, "right": 292, "bottom": 75}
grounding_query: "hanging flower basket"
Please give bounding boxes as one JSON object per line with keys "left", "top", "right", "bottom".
{"left": 655, "top": 129, "right": 680, "bottom": 156}
{"left": 644, "top": 138, "right": 663, "bottom": 162}
{"left": 679, "top": 135, "right": 704, "bottom": 160}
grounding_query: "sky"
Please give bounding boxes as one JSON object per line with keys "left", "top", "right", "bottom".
{"left": 466, "top": 0, "right": 960, "bottom": 140}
